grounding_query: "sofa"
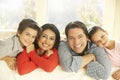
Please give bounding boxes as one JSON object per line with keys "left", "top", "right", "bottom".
{"left": 0, "top": 31, "right": 118, "bottom": 80}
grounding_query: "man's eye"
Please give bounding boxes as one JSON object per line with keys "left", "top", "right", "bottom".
{"left": 101, "top": 35, "right": 104, "bottom": 38}
{"left": 97, "top": 40, "right": 101, "bottom": 44}
{"left": 68, "top": 37, "right": 73, "bottom": 40}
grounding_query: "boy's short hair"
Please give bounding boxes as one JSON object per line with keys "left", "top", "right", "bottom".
{"left": 17, "top": 18, "right": 41, "bottom": 34}
{"left": 88, "top": 26, "right": 105, "bottom": 40}
{"left": 17, "top": 18, "right": 41, "bottom": 41}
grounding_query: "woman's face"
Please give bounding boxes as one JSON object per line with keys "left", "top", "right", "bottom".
{"left": 38, "top": 29, "right": 56, "bottom": 50}
{"left": 17, "top": 27, "right": 38, "bottom": 47}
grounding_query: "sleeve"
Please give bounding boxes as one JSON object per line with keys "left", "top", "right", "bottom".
{"left": 17, "top": 50, "right": 37, "bottom": 75}
{"left": 0, "top": 39, "right": 12, "bottom": 58}
{"left": 58, "top": 41, "right": 82, "bottom": 72}
{"left": 87, "top": 47, "right": 111, "bottom": 79}
{"left": 116, "top": 41, "right": 120, "bottom": 54}
{"left": 29, "top": 48, "right": 59, "bottom": 72}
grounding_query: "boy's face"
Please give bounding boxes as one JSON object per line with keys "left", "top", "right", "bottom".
{"left": 17, "top": 27, "right": 38, "bottom": 47}
{"left": 67, "top": 28, "right": 88, "bottom": 54}
{"left": 91, "top": 30, "right": 109, "bottom": 47}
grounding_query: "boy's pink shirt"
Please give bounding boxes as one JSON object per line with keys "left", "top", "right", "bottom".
{"left": 105, "top": 41, "right": 120, "bottom": 67}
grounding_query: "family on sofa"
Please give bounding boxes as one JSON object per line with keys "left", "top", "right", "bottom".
{"left": 0, "top": 18, "right": 120, "bottom": 80}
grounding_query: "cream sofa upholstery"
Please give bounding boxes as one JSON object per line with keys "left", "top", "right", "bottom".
{"left": 0, "top": 31, "right": 117, "bottom": 80}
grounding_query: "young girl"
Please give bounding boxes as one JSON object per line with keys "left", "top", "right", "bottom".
{"left": 0, "top": 18, "right": 41, "bottom": 70}
{"left": 88, "top": 26, "right": 120, "bottom": 80}
{"left": 17, "top": 23, "right": 60, "bottom": 75}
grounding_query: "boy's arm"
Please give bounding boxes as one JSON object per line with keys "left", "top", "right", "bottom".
{"left": 0, "top": 56, "right": 16, "bottom": 70}
{"left": 17, "top": 50, "right": 37, "bottom": 75}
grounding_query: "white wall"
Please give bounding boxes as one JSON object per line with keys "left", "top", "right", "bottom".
{"left": 34, "top": 0, "right": 46, "bottom": 26}
{"left": 103, "top": 0, "right": 120, "bottom": 40}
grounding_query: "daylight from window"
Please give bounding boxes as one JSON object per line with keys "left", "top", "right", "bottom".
{"left": 0, "top": 0, "right": 36, "bottom": 31}
{"left": 47, "top": 0, "right": 104, "bottom": 34}
{"left": 0, "top": 0, "right": 104, "bottom": 34}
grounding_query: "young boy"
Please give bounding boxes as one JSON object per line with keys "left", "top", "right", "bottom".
{"left": 88, "top": 26, "right": 120, "bottom": 80}
{"left": 0, "top": 18, "right": 41, "bottom": 71}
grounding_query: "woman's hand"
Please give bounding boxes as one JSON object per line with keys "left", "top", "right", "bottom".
{"left": 45, "top": 50, "right": 53, "bottom": 57}
{"left": 1, "top": 56, "right": 16, "bottom": 70}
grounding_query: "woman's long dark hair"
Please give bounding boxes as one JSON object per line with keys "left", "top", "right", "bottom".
{"left": 34, "top": 23, "right": 60, "bottom": 49}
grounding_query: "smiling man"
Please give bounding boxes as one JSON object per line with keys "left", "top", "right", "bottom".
{"left": 58, "top": 21, "right": 111, "bottom": 80}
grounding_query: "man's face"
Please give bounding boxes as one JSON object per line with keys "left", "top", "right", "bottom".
{"left": 67, "top": 28, "right": 88, "bottom": 54}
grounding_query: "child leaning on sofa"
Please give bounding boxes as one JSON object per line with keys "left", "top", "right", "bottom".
{"left": 88, "top": 26, "right": 120, "bottom": 80}
{"left": 0, "top": 18, "right": 41, "bottom": 71}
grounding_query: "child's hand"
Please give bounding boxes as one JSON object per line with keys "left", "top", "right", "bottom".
{"left": 89, "top": 53, "right": 96, "bottom": 62}
{"left": 1, "top": 56, "right": 16, "bottom": 71}
{"left": 45, "top": 50, "right": 53, "bottom": 57}
{"left": 26, "top": 44, "right": 35, "bottom": 53}
{"left": 112, "top": 69, "right": 120, "bottom": 80}
{"left": 91, "top": 54, "right": 96, "bottom": 62}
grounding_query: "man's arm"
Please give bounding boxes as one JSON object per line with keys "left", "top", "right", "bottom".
{"left": 81, "top": 53, "right": 95, "bottom": 68}
{"left": 87, "top": 47, "right": 111, "bottom": 79}
{"left": 58, "top": 41, "right": 95, "bottom": 72}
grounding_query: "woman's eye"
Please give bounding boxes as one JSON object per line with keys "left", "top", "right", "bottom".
{"left": 32, "top": 36, "right": 36, "bottom": 39}
{"left": 42, "top": 35, "right": 46, "bottom": 38}
{"left": 50, "top": 37, "right": 55, "bottom": 40}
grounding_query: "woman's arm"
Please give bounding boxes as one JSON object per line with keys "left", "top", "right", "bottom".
{"left": 29, "top": 48, "right": 58, "bottom": 72}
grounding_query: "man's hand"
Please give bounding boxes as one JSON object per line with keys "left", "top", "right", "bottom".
{"left": 112, "top": 69, "right": 120, "bottom": 80}
{"left": 1, "top": 56, "right": 16, "bottom": 70}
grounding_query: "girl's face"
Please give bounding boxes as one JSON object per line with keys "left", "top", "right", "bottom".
{"left": 38, "top": 29, "right": 56, "bottom": 51}
{"left": 17, "top": 27, "right": 38, "bottom": 47}
{"left": 91, "top": 30, "right": 109, "bottom": 47}
{"left": 67, "top": 28, "right": 88, "bottom": 54}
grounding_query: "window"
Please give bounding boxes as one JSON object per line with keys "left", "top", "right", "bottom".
{"left": 0, "top": 0, "right": 37, "bottom": 31}
{"left": 47, "top": 0, "right": 105, "bottom": 34}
